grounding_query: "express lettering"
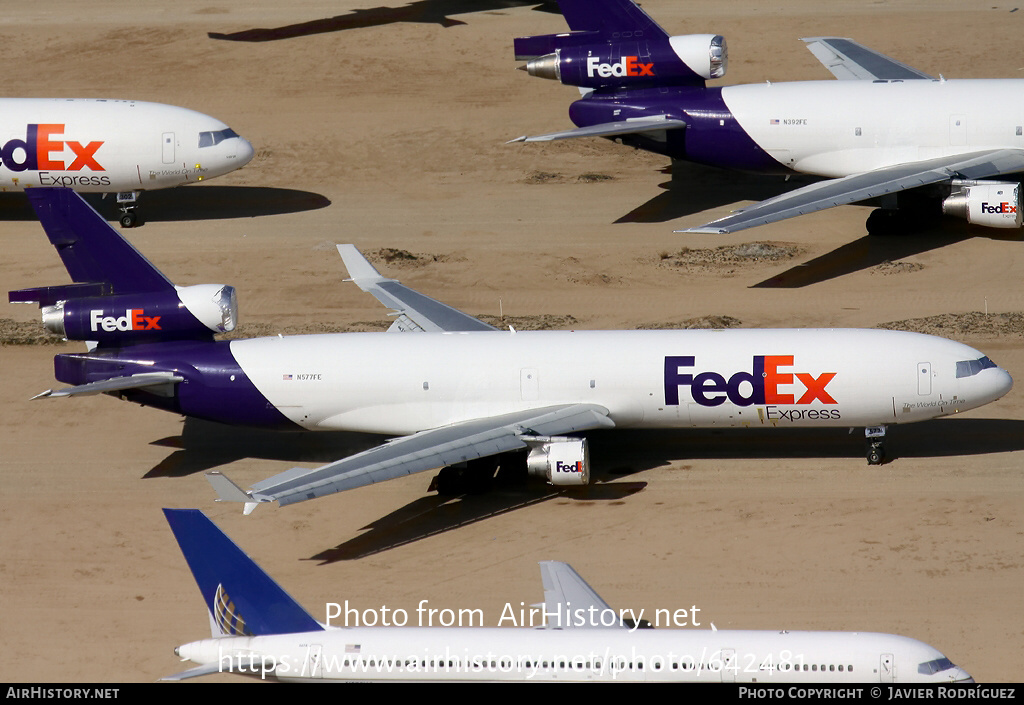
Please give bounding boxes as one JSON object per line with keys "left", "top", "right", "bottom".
{"left": 0, "top": 124, "right": 104, "bottom": 172}
{"left": 585, "top": 56, "right": 655, "bottom": 79}
{"left": 89, "top": 309, "right": 162, "bottom": 333}
{"left": 663, "top": 355, "right": 837, "bottom": 407}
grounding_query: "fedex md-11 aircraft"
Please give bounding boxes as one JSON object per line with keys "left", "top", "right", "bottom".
{"left": 511, "top": 0, "right": 1024, "bottom": 236}
{"left": 10, "top": 189, "right": 1011, "bottom": 511}
{"left": 0, "top": 98, "right": 253, "bottom": 226}
{"left": 162, "top": 508, "right": 973, "bottom": 682}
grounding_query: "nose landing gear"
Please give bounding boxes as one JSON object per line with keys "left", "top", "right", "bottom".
{"left": 116, "top": 191, "right": 141, "bottom": 228}
{"left": 865, "top": 425, "right": 887, "bottom": 465}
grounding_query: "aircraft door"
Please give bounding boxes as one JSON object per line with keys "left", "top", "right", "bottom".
{"left": 917, "top": 362, "right": 932, "bottom": 395}
{"left": 520, "top": 368, "right": 539, "bottom": 401}
{"left": 720, "top": 649, "right": 737, "bottom": 682}
{"left": 304, "top": 644, "right": 324, "bottom": 678}
{"left": 949, "top": 115, "right": 966, "bottom": 146}
{"left": 880, "top": 653, "right": 895, "bottom": 682}
{"left": 162, "top": 132, "right": 175, "bottom": 163}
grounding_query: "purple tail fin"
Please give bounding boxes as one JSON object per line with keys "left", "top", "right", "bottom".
{"left": 24, "top": 188, "right": 173, "bottom": 295}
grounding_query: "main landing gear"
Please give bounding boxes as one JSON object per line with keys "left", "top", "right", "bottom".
{"left": 865, "top": 425, "right": 887, "bottom": 465}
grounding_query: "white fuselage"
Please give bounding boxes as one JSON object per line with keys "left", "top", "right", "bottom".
{"left": 723, "top": 79, "right": 1024, "bottom": 176}
{"left": 177, "top": 626, "right": 972, "bottom": 683}
{"left": 228, "top": 328, "right": 1011, "bottom": 435}
{"left": 0, "top": 98, "right": 253, "bottom": 192}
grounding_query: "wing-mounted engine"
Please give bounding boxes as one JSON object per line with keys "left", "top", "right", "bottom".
{"left": 10, "top": 282, "right": 237, "bottom": 345}
{"left": 517, "top": 33, "right": 726, "bottom": 89}
{"left": 523, "top": 436, "right": 591, "bottom": 486}
{"left": 942, "top": 180, "right": 1022, "bottom": 228}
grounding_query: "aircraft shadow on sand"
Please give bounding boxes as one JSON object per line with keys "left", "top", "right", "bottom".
{"left": 0, "top": 187, "right": 330, "bottom": 224}
{"left": 145, "top": 416, "right": 1024, "bottom": 559}
{"left": 620, "top": 164, "right": 1024, "bottom": 288}
{"left": 208, "top": 0, "right": 560, "bottom": 42}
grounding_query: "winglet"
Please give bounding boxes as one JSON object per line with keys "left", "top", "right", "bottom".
{"left": 337, "top": 244, "right": 388, "bottom": 286}
{"left": 205, "top": 471, "right": 262, "bottom": 515}
{"left": 539, "top": 560, "right": 623, "bottom": 629}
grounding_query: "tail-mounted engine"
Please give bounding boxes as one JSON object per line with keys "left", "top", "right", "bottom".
{"left": 518, "top": 34, "right": 727, "bottom": 89}
{"left": 522, "top": 436, "right": 590, "bottom": 487}
{"left": 942, "top": 180, "right": 1022, "bottom": 228}
{"left": 10, "top": 282, "right": 237, "bottom": 345}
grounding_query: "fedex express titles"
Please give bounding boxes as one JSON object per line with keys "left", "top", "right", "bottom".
{"left": 0, "top": 124, "right": 109, "bottom": 187}
{"left": 664, "top": 355, "right": 842, "bottom": 421}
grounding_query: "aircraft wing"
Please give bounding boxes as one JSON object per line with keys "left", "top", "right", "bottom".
{"left": 31, "top": 372, "right": 184, "bottom": 399}
{"left": 681, "top": 149, "right": 1024, "bottom": 234}
{"left": 801, "top": 37, "right": 935, "bottom": 80}
{"left": 338, "top": 244, "right": 497, "bottom": 333}
{"left": 209, "top": 403, "right": 615, "bottom": 512}
{"left": 508, "top": 116, "right": 687, "bottom": 143}
{"left": 539, "top": 561, "right": 624, "bottom": 629}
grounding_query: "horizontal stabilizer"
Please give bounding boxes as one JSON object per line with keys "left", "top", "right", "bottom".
{"left": 509, "top": 117, "right": 686, "bottom": 144}
{"left": 338, "top": 244, "right": 496, "bottom": 333}
{"left": 9, "top": 282, "right": 108, "bottom": 306}
{"left": 160, "top": 662, "right": 224, "bottom": 681}
{"left": 32, "top": 372, "right": 183, "bottom": 399}
{"left": 513, "top": 30, "right": 601, "bottom": 61}
{"left": 163, "top": 509, "right": 323, "bottom": 637}
{"left": 25, "top": 188, "right": 173, "bottom": 295}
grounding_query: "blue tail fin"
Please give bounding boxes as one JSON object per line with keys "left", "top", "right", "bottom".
{"left": 24, "top": 188, "right": 172, "bottom": 295}
{"left": 163, "top": 509, "right": 323, "bottom": 637}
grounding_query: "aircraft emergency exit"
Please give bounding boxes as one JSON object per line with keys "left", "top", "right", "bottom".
{"left": 162, "top": 508, "right": 974, "bottom": 683}
{"left": 511, "top": 0, "right": 1024, "bottom": 235}
{"left": 0, "top": 98, "right": 253, "bottom": 226}
{"left": 9, "top": 190, "right": 1011, "bottom": 513}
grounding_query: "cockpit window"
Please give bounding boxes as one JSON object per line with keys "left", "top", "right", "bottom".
{"left": 955, "top": 356, "right": 998, "bottom": 378}
{"left": 198, "top": 128, "right": 240, "bottom": 148}
{"left": 918, "top": 657, "right": 955, "bottom": 675}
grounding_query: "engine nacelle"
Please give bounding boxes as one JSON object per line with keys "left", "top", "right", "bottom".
{"left": 942, "top": 181, "right": 1022, "bottom": 228}
{"left": 524, "top": 436, "right": 590, "bottom": 487}
{"left": 40, "top": 283, "right": 237, "bottom": 343}
{"left": 522, "top": 34, "right": 727, "bottom": 89}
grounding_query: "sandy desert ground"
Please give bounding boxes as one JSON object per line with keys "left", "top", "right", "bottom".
{"left": 1, "top": 0, "right": 1022, "bottom": 683}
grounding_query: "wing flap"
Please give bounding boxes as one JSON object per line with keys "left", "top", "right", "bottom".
{"left": 802, "top": 37, "right": 934, "bottom": 81}
{"left": 214, "top": 404, "right": 614, "bottom": 510}
{"left": 508, "top": 117, "right": 687, "bottom": 143}
{"left": 681, "top": 149, "right": 1024, "bottom": 234}
{"left": 338, "top": 244, "right": 496, "bottom": 333}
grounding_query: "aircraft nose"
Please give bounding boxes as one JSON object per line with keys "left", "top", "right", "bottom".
{"left": 987, "top": 367, "right": 1014, "bottom": 401}
{"left": 236, "top": 137, "right": 255, "bottom": 167}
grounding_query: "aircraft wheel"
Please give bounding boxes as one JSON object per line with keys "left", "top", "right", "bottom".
{"left": 865, "top": 209, "right": 903, "bottom": 236}
{"left": 866, "top": 442, "right": 885, "bottom": 465}
{"left": 119, "top": 212, "right": 139, "bottom": 228}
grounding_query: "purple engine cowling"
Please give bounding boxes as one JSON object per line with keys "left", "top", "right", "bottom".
{"left": 41, "top": 284, "right": 237, "bottom": 344}
{"left": 522, "top": 35, "right": 726, "bottom": 89}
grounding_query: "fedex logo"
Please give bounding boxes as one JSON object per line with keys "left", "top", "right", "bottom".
{"left": 981, "top": 201, "right": 1017, "bottom": 214}
{"left": 554, "top": 460, "right": 584, "bottom": 474}
{"left": 586, "top": 56, "right": 655, "bottom": 79}
{"left": 0, "top": 124, "right": 104, "bottom": 172}
{"left": 89, "top": 309, "right": 162, "bottom": 333}
{"left": 664, "top": 355, "right": 837, "bottom": 408}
